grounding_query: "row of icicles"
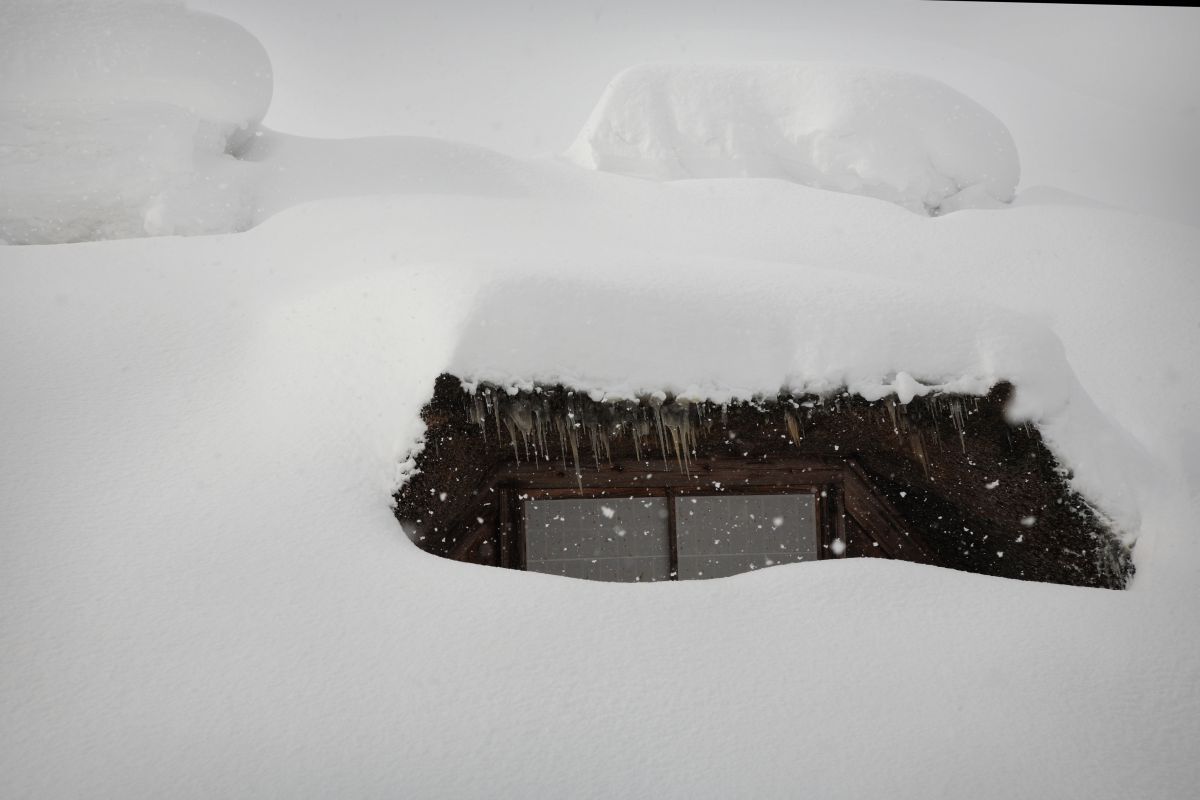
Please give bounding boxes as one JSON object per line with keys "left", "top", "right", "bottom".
{"left": 467, "top": 388, "right": 705, "bottom": 479}
{"left": 464, "top": 386, "right": 986, "bottom": 485}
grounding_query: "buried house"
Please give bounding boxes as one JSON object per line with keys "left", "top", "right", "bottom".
{"left": 394, "top": 277, "right": 1136, "bottom": 590}
{"left": 393, "top": 64, "right": 1135, "bottom": 591}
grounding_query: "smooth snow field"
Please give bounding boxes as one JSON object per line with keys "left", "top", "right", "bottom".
{"left": 3, "top": 2, "right": 1200, "bottom": 798}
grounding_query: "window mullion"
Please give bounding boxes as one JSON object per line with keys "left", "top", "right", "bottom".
{"left": 666, "top": 487, "right": 679, "bottom": 580}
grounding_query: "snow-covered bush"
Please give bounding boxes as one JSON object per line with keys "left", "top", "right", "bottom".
{"left": 0, "top": 2, "right": 272, "bottom": 244}
{"left": 567, "top": 63, "right": 1020, "bottom": 215}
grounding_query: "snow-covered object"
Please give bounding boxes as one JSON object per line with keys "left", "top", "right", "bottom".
{"left": 567, "top": 63, "right": 1020, "bottom": 214}
{"left": 0, "top": 2, "right": 272, "bottom": 244}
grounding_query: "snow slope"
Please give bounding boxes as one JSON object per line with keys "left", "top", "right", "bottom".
{"left": 3, "top": 4, "right": 1200, "bottom": 799}
{"left": 566, "top": 63, "right": 1019, "bottom": 214}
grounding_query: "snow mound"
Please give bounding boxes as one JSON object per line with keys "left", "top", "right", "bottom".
{"left": 566, "top": 63, "right": 1020, "bottom": 215}
{"left": 0, "top": 2, "right": 272, "bottom": 244}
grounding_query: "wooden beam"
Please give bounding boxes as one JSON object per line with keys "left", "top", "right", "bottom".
{"left": 841, "top": 461, "right": 937, "bottom": 564}
{"left": 449, "top": 517, "right": 496, "bottom": 561}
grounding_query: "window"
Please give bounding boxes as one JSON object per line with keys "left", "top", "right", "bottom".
{"left": 675, "top": 493, "right": 817, "bottom": 579}
{"left": 524, "top": 496, "right": 671, "bottom": 581}
{"left": 520, "top": 485, "right": 825, "bottom": 582}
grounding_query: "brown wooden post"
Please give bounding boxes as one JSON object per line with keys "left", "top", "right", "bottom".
{"left": 498, "top": 485, "right": 513, "bottom": 569}
{"left": 817, "top": 484, "right": 834, "bottom": 558}
{"left": 513, "top": 491, "right": 527, "bottom": 570}
{"left": 831, "top": 480, "right": 847, "bottom": 558}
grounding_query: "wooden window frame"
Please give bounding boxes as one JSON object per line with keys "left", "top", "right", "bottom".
{"left": 450, "top": 455, "right": 936, "bottom": 576}
{"left": 521, "top": 485, "right": 822, "bottom": 580}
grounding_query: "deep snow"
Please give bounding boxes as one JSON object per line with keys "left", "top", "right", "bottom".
{"left": 2, "top": 3, "right": 1200, "bottom": 799}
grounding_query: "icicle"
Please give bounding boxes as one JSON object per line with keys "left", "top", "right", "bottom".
{"left": 909, "top": 430, "right": 930, "bottom": 478}
{"left": 558, "top": 401, "right": 582, "bottom": 488}
{"left": 647, "top": 397, "right": 669, "bottom": 467}
{"left": 502, "top": 414, "right": 520, "bottom": 462}
{"left": 949, "top": 399, "right": 966, "bottom": 453}
{"left": 884, "top": 397, "right": 900, "bottom": 437}
{"left": 554, "top": 415, "right": 569, "bottom": 471}
{"left": 492, "top": 394, "right": 503, "bottom": 444}
{"left": 927, "top": 396, "right": 942, "bottom": 447}
{"left": 533, "top": 402, "right": 549, "bottom": 462}
{"left": 568, "top": 423, "right": 582, "bottom": 490}
{"left": 468, "top": 392, "right": 488, "bottom": 442}
{"left": 784, "top": 409, "right": 802, "bottom": 445}
{"left": 661, "top": 400, "right": 692, "bottom": 474}
{"left": 502, "top": 397, "right": 536, "bottom": 465}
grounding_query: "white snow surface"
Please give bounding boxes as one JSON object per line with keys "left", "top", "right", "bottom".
{"left": 0, "top": 1, "right": 271, "bottom": 243}
{"left": 4, "top": 162, "right": 1200, "bottom": 797}
{"left": 3, "top": 5, "right": 1200, "bottom": 799}
{"left": 566, "top": 63, "right": 1020, "bottom": 214}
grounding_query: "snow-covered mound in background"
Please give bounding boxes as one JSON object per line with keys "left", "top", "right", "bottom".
{"left": 567, "top": 63, "right": 1020, "bottom": 215}
{"left": 0, "top": 2, "right": 272, "bottom": 244}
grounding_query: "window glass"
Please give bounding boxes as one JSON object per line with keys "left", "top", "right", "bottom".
{"left": 523, "top": 497, "right": 671, "bottom": 582}
{"left": 675, "top": 493, "right": 817, "bottom": 579}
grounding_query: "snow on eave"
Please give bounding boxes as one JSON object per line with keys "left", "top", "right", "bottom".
{"left": 444, "top": 268, "right": 1146, "bottom": 534}
{"left": 457, "top": 371, "right": 997, "bottom": 408}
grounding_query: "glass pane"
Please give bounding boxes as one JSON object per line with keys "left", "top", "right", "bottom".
{"left": 523, "top": 496, "right": 671, "bottom": 582}
{"left": 675, "top": 494, "right": 817, "bottom": 579}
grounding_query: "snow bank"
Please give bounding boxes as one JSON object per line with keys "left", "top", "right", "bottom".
{"left": 566, "top": 63, "right": 1020, "bottom": 215}
{"left": 0, "top": 2, "right": 272, "bottom": 244}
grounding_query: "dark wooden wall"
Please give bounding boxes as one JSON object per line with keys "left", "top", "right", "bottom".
{"left": 394, "top": 374, "right": 1132, "bottom": 589}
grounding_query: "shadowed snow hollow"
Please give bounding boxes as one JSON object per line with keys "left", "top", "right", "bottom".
{"left": 566, "top": 63, "right": 1020, "bottom": 215}
{"left": 0, "top": 2, "right": 272, "bottom": 244}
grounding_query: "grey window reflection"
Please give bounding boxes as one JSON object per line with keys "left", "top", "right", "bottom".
{"left": 675, "top": 494, "right": 817, "bottom": 579}
{"left": 523, "top": 497, "right": 671, "bottom": 582}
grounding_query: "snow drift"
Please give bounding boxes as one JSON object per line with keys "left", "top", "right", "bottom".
{"left": 4, "top": 189, "right": 1198, "bottom": 797}
{"left": 566, "top": 63, "right": 1021, "bottom": 215}
{"left": 0, "top": 1, "right": 272, "bottom": 244}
